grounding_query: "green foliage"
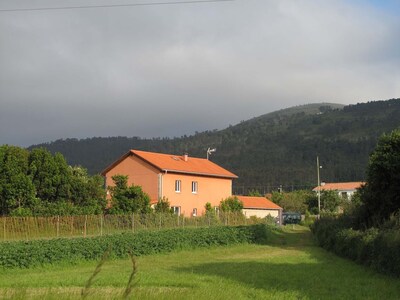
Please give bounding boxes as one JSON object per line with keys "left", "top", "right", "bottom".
{"left": 248, "top": 189, "right": 262, "bottom": 197}
{"left": 205, "top": 202, "right": 212, "bottom": 212}
{"left": 0, "top": 145, "right": 37, "bottom": 215}
{"left": 0, "top": 146, "right": 105, "bottom": 216}
{"left": 271, "top": 190, "right": 316, "bottom": 214}
{"left": 219, "top": 196, "right": 243, "bottom": 212}
{"left": 320, "top": 190, "right": 342, "bottom": 213}
{"left": 311, "top": 215, "right": 400, "bottom": 276}
{"left": 108, "top": 175, "right": 151, "bottom": 214}
{"left": 360, "top": 129, "right": 400, "bottom": 226}
{"left": 154, "top": 197, "right": 171, "bottom": 213}
{"left": 0, "top": 224, "right": 272, "bottom": 269}
{"left": 29, "top": 99, "right": 400, "bottom": 191}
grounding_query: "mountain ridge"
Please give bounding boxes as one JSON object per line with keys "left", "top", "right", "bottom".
{"left": 29, "top": 99, "right": 400, "bottom": 194}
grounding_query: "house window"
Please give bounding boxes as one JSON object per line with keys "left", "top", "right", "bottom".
{"left": 192, "top": 208, "right": 197, "bottom": 217}
{"left": 175, "top": 180, "right": 181, "bottom": 193}
{"left": 171, "top": 206, "right": 181, "bottom": 215}
{"left": 191, "top": 181, "right": 198, "bottom": 193}
{"left": 341, "top": 192, "right": 348, "bottom": 200}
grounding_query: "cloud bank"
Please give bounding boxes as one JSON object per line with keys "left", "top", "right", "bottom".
{"left": 0, "top": 0, "right": 399, "bottom": 146}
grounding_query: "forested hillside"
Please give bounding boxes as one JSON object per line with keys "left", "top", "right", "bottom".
{"left": 30, "top": 99, "right": 400, "bottom": 194}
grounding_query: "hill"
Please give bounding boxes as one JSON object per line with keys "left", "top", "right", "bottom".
{"left": 29, "top": 99, "right": 400, "bottom": 194}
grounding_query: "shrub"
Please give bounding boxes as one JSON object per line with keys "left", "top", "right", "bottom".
{"left": 0, "top": 224, "right": 274, "bottom": 269}
{"left": 311, "top": 217, "right": 400, "bottom": 277}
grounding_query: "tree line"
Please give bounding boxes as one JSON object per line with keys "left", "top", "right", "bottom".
{"left": 0, "top": 145, "right": 106, "bottom": 216}
{"left": 30, "top": 99, "right": 400, "bottom": 192}
{"left": 0, "top": 145, "right": 249, "bottom": 217}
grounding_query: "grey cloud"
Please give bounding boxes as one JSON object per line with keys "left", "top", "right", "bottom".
{"left": 0, "top": 0, "right": 399, "bottom": 146}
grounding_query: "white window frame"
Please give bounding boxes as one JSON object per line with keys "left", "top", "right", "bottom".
{"left": 171, "top": 206, "right": 181, "bottom": 215}
{"left": 191, "top": 181, "right": 198, "bottom": 194}
{"left": 192, "top": 208, "right": 197, "bottom": 217}
{"left": 175, "top": 180, "right": 181, "bottom": 193}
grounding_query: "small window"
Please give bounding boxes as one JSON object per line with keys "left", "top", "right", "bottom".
{"left": 192, "top": 208, "right": 197, "bottom": 217}
{"left": 171, "top": 206, "right": 181, "bottom": 215}
{"left": 175, "top": 180, "right": 181, "bottom": 193}
{"left": 191, "top": 181, "right": 198, "bottom": 193}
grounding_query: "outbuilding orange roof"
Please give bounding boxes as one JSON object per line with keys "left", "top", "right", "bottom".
{"left": 236, "top": 195, "right": 282, "bottom": 210}
{"left": 101, "top": 150, "right": 238, "bottom": 179}
{"left": 312, "top": 181, "right": 364, "bottom": 192}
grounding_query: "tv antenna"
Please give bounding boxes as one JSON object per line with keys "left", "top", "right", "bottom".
{"left": 207, "top": 148, "right": 216, "bottom": 160}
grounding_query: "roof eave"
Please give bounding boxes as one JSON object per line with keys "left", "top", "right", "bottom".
{"left": 162, "top": 169, "right": 238, "bottom": 179}
{"left": 100, "top": 151, "right": 132, "bottom": 176}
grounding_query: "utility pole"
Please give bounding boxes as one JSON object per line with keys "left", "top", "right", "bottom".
{"left": 317, "top": 156, "right": 321, "bottom": 218}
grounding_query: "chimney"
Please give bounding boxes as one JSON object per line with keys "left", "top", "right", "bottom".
{"left": 183, "top": 153, "right": 188, "bottom": 162}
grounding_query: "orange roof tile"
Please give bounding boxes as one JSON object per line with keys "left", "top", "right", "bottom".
{"left": 312, "top": 181, "right": 364, "bottom": 192}
{"left": 236, "top": 195, "right": 282, "bottom": 210}
{"left": 102, "top": 150, "right": 238, "bottom": 179}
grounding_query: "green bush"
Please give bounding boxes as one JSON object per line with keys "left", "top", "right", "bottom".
{"left": 311, "top": 217, "right": 400, "bottom": 276}
{"left": 0, "top": 224, "right": 273, "bottom": 269}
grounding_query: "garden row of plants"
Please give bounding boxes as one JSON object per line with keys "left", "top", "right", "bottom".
{"left": 0, "top": 223, "right": 278, "bottom": 269}
{"left": 311, "top": 215, "right": 400, "bottom": 276}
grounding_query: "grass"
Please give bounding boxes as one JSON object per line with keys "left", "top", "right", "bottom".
{"left": 0, "top": 225, "right": 399, "bottom": 299}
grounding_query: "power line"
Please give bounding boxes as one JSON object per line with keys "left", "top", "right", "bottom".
{"left": 0, "top": 0, "right": 234, "bottom": 12}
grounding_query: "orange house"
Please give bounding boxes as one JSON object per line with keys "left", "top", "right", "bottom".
{"left": 101, "top": 150, "right": 238, "bottom": 217}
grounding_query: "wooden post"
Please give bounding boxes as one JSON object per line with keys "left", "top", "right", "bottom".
{"left": 3, "top": 217, "right": 6, "bottom": 241}
{"left": 57, "top": 215, "right": 60, "bottom": 238}
{"left": 100, "top": 214, "right": 103, "bottom": 236}
{"left": 70, "top": 215, "right": 74, "bottom": 236}
{"left": 132, "top": 213, "right": 135, "bottom": 233}
{"left": 84, "top": 215, "right": 87, "bottom": 238}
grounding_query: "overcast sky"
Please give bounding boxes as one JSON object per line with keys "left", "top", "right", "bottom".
{"left": 1, "top": 0, "right": 399, "bottom": 147}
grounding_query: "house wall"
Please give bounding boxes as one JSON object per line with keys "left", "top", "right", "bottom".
{"left": 336, "top": 189, "right": 356, "bottom": 200}
{"left": 162, "top": 173, "right": 232, "bottom": 217}
{"left": 104, "top": 155, "right": 160, "bottom": 202}
{"left": 242, "top": 208, "right": 280, "bottom": 219}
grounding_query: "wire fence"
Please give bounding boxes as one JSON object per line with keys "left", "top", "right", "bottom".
{"left": 0, "top": 212, "right": 266, "bottom": 242}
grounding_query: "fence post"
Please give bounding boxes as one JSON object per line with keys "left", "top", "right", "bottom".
{"left": 100, "top": 214, "right": 103, "bottom": 236}
{"left": 84, "top": 215, "right": 87, "bottom": 238}
{"left": 132, "top": 213, "right": 135, "bottom": 233}
{"left": 3, "top": 217, "right": 6, "bottom": 241}
{"left": 57, "top": 215, "right": 60, "bottom": 238}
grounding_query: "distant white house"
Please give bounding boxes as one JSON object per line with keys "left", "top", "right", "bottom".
{"left": 312, "top": 182, "right": 364, "bottom": 200}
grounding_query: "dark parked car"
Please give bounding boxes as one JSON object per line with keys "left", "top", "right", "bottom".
{"left": 282, "top": 212, "right": 301, "bottom": 225}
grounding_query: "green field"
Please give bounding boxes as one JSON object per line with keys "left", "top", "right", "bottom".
{"left": 1, "top": 226, "right": 399, "bottom": 299}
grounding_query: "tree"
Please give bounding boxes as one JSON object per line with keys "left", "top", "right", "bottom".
{"left": 108, "top": 175, "right": 150, "bottom": 214}
{"left": 28, "top": 148, "right": 71, "bottom": 203}
{"left": 360, "top": 129, "right": 400, "bottom": 225}
{"left": 320, "top": 190, "right": 341, "bottom": 213}
{"left": 0, "top": 145, "right": 37, "bottom": 215}
{"left": 69, "top": 167, "right": 106, "bottom": 214}
{"left": 219, "top": 196, "right": 243, "bottom": 212}
{"left": 271, "top": 190, "right": 315, "bottom": 214}
{"left": 154, "top": 197, "right": 171, "bottom": 213}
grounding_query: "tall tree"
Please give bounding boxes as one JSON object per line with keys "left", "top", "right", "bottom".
{"left": 361, "top": 129, "right": 400, "bottom": 225}
{"left": 108, "top": 175, "right": 150, "bottom": 214}
{"left": 0, "top": 145, "right": 36, "bottom": 215}
{"left": 28, "top": 148, "right": 71, "bottom": 202}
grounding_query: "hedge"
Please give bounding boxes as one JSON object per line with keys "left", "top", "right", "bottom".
{"left": 0, "top": 224, "right": 276, "bottom": 269}
{"left": 311, "top": 217, "right": 400, "bottom": 276}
